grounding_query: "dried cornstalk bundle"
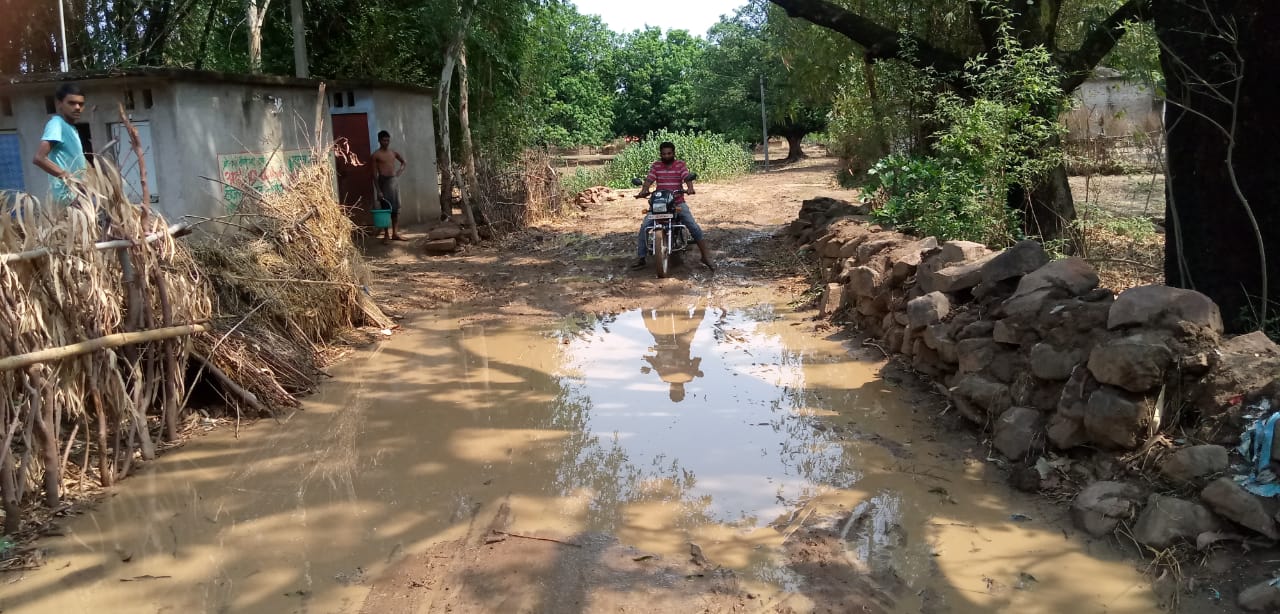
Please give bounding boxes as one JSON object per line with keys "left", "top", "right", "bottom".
{"left": 187, "top": 148, "right": 392, "bottom": 408}
{"left": 0, "top": 159, "right": 213, "bottom": 535}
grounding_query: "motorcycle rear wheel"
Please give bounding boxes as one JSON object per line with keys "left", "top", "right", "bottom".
{"left": 653, "top": 228, "right": 669, "bottom": 278}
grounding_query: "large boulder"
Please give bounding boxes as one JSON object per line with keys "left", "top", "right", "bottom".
{"left": 1132, "top": 494, "right": 1221, "bottom": 549}
{"left": 979, "top": 240, "right": 1051, "bottom": 285}
{"left": 1030, "top": 343, "right": 1085, "bottom": 381}
{"left": 1200, "top": 478, "right": 1280, "bottom": 539}
{"left": 939, "top": 240, "right": 990, "bottom": 264}
{"left": 1071, "top": 481, "right": 1144, "bottom": 537}
{"left": 907, "top": 292, "right": 951, "bottom": 331}
{"left": 1013, "top": 257, "right": 1100, "bottom": 299}
{"left": 1159, "top": 445, "right": 1229, "bottom": 484}
{"left": 818, "top": 284, "right": 845, "bottom": 318}
{"left": 426, "top": 221, "right": 464, "bottom": 240}
{"left": 423, "top": 238, "right": 459, "bottom": 253}
{"left": 1108, "top": 285, "right": 1224, "bottom": 333}
{"left": 1193, "top": 331, "right": 1280, "bottom": 416}
{"left": 923, "top": 252, "right": 1000, "bottom": 294}
{"left": 1087, "top": 333, "right": 1175, "bottom": 393}
{"left": 848, "top": 266, "right": 882, "bottom": 298}
{"left": 993, "top": 407, "right": 1044, "bottom": 460}
{"left": 957, "top": 337, "right": 1000, "bottom": 374}
{"left": 951, "top": 375, "right": 1013, "bottom": 423}
{"left": 1239, "top": 578, "right": 1280, "bottom": 612}
{"left": 1084, "top": 387, "right": 1152, "bottom": 450}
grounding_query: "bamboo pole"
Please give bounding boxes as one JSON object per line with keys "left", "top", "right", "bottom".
{"left": 0, "top": 222, "right": 190, "bottom": 265}
{"left": 189, "top": 353, "right": 268, "bottom": 415}
{"left": 0, "top": 323, "right": 210, "bottom": 372}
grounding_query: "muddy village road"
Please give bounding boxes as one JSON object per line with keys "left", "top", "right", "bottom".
{"left": 0, "top": 154, "right": 1191, "bottom": 613}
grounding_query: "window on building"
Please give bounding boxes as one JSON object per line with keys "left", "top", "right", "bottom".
{"left": 347, "top": 91, "right": 355, "bottom": 107}
{"left": 142, "top": 89, "right": 154, "bottom": 109}
{"left": 123, "top": 89, "right": 136, "bottom": 110}
{"left": 0, "top": 97, "right": 11, "bottom": 117}
{"left": 45, "top": 96, "right": 55, "bottom": 114}
{"left": 332, "top": 92, "right": 344, "bottom": 108}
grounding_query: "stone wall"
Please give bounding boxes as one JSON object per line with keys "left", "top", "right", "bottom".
{"left": 790, "top": 197, "right": 1280, "bottom": 610}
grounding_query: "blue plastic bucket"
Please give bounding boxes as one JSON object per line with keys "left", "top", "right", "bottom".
{"left": 371, "top": 208, "right": 392, "bottom": 229}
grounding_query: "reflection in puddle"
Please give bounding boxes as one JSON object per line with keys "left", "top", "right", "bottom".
{"left": 0, "top": 303, "right": 1167, "bottom": 613}
{"left": 555, "top": 305, "right": 852, "bottom": 529}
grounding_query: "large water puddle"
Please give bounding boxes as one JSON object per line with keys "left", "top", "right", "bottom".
{"left": 0, "top": 301, "right": 1161, "bottom": 612}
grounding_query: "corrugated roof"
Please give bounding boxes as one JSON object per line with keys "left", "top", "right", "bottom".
{"left": 0, "top": 67, "right": 433, "bottom": 97}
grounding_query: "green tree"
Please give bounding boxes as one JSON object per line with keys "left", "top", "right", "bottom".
{"left": 525, "top": 1, "right": 617, "bottom": 146}
{"left": 611, "top": 27, "right": 707, "bottom": 137}
{"left": 766, "top": 0, "right": 1152, "bottom": 244}
{"left": 698, "top": 0, "right": 832, "bottom": 162}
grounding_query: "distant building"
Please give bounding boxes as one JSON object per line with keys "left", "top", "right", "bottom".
{"left": 0, "top": 68, "right": 440, "bottom": 225}
{"left": 1066, "top": 68, "right": 1164, "bottom": 140}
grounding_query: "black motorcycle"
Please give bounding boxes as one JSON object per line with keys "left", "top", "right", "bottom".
{"left": 632, "top": 173, "right": 697, "bottom": 278}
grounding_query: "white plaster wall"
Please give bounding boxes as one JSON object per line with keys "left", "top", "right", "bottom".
{"left": 367, "top": 90, "right": 440, "bottom": 223}
{"left": 1068, "top": 79, "right": 1163, "bottom": 139}
{"left": 170, "top": 81, "right": 333, "bottom": 227}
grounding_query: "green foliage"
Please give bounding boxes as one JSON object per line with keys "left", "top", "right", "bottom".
{"left": 526, "top": 3, "right": 618, "bottom": 146}
{"left": 611, "top": 28, "right": 708, "bottom": 136}
{"left": 867, "top": 30, "right": 1069, "bottom": 247}
{"left": 561, "top": 166, "right": 607, "bottom": 197}
{"left": 695, "top": 1, "right": 831, "bottom": 146}
{"left": 600, "top": 130, "right": 753, "bottom": 188}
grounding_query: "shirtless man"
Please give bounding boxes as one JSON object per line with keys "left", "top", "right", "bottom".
{"left": 371, "top": 130, "right": 407, "bottom": 241}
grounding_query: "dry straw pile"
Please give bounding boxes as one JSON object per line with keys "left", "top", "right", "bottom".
{"left": 0, "top": 144, "right": 390, "bottom": 544}
{"left": 0, "top": 161, "right": 211, "bottom": 538}
{"left": 189, "top": 150, "right": 392, "bottom": 408}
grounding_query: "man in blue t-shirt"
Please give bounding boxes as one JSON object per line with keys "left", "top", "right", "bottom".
{"left": 32, "top": 83, "right": 88, "bottom": 204}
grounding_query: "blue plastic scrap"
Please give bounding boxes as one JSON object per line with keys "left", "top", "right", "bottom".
{"left": 1235, "top": 400, "right": 1279, "bottom": 497}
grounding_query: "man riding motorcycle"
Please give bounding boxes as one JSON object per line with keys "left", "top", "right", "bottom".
{"left": 632, "top": 142, "right": 716, "bottom": 272}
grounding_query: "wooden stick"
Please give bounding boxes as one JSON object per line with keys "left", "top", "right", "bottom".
{"left": 117, "top": 104, "right": 152, "bottom": 215}
{"left": 490, "top": 530, "right": 582, "bottom": 548}
{"left": 0, "top": 223, "right": 190, "bottom": 265}
{"left": 313, "top": 83, "right": 326, "bottom": 148}
{"left": 188, "top": 352, "right": 268, "bottom": 415}
{"left": 0, "top": 323, "right": 209, "bottom": 372}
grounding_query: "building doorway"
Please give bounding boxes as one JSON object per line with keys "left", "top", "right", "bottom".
{"left": 331, "top": 113, "right": 376, "bottom": 226}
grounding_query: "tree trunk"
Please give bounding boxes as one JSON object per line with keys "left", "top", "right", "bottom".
{"left": 783, "top": 131, "right": 807, "bottom": 163}
{"left": 436, "top": 1, "right": 476, "bottom": 223}
{"left": 290, "top": 0, "right": 309, "bottom": 77}
{"left": 195, "top": 0, "right": 224, "bottom": 70}
{"left": 1156, "top": 0, "right": 1279, "bottom": 333}
{"left": 247, "top": 0, "right": 272, "bottom": 74}
{"left": 457, "top": 41, "right": 482, "bottom": 244}
{"left": 1009, "top": 159, "right": 1077, "bottom": 249}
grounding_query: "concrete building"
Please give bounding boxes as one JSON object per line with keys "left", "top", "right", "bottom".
{"left": 1066, "top": 69, "right": 1164, "bottom": 140}
{"left": 0, "top": 68, "right": 439, "bottom": 226}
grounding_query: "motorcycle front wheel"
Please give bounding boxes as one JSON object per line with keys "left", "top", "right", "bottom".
{"left": 653, "top": 227, "right": 669, "bottom": 278}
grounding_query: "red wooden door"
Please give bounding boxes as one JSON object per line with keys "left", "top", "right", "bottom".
{"left": 332, "top": 113, "right": 376, "bottom": 225}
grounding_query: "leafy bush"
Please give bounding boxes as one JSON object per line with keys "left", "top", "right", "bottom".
{"left": 560, "top": 166, "right": 607, "bottom": 197}
{"left": 866, "top": 27, "right": 1069, "bottom": 247}
{"left": 600, "top": 130, "right": 753, "bottom": 188}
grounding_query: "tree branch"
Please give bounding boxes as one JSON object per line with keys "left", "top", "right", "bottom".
{"left": 1057, "top": 0, "right": 1152, "bottom": 92}
{"left": 767, "top": 0, "right": 968, "bottom": 76}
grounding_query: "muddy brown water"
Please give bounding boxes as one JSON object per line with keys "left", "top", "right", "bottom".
{"left": 0, "top": 301, "right": 1164, "bottom": 613}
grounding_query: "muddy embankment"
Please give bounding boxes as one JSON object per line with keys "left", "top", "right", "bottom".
{"left": 790, "top": 196, "right": 1280, "bottom": 611}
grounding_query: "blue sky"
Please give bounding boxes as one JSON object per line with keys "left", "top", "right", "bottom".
{"left": 571, "top": 0, "right": 748, "bottom": 36}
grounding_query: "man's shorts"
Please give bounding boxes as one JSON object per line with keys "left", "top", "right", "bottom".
{"left": 376, "top": 175, "right": 401, "bottom": 214}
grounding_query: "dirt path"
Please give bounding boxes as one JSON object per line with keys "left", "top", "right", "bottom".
{"left": 0, "top": 152, "right": 1210, "bottom": 614}
{"left": 343, "top": 153, "right": 1184, "bottom": 614}
{"left": 361, "top": 150, "right": 850, "bottom": 320}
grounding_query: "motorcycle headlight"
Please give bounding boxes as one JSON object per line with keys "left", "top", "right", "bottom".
{"left": 652, "top": 202, "right": 667, "bottom": 213}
